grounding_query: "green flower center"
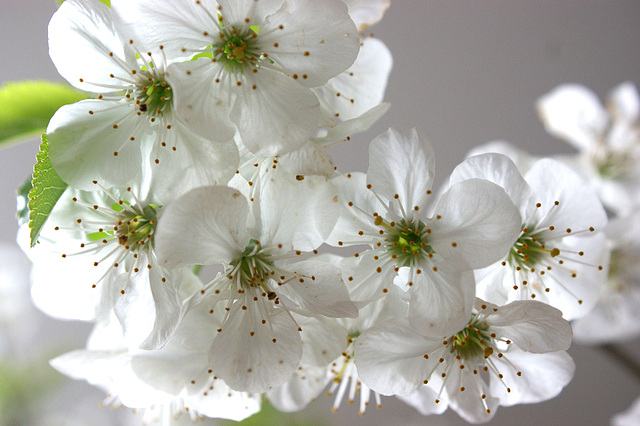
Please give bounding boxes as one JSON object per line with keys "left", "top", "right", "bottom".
{"left": 86, "top": 202, "right": 159, "bottom": 252}
{"left": 595, "top": 150, "right": 630, "bottom": 179}
{"left": 134, "top": 72, "right": 172, "bottom": 116}
{"left": 450, "top": 318, "right": 494, "bottom": 361}
{"left": 508, "top": 227, "right": 559, "bottom": 269}
{"left": 229, "top": 240, "right": 277, "bottom": 292}
{"left": 115, "top": 204, "right": 159, "bottom": 251}
{"left": 213, "top": 27, "right": 262, "bottom": 72}
{"left": 377, "top": 217, "right": 434, "bottom": 267}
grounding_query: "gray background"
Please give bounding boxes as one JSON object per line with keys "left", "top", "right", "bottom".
{"left": 1, "top": 0, "right": 640, "bottom": 424}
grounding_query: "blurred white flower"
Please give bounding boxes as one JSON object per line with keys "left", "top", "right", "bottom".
{"left": 572, "top": 212, "right": 640, "bottom": 343}
{"left": 537, "top": 82, "right": 640, "bottom": 214}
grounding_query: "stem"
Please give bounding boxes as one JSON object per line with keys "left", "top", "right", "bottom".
{"left": 601, "top": 344, "right": 640, "bottom": 383}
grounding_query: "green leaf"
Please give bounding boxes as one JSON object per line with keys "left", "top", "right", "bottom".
{"left": 28, "top": 134, "right": 68, "bottom": 247}
{"left": 0, "top": 80, "right": 86, "bottom": 148}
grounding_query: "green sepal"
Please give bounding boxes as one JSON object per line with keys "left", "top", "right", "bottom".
{"left": 27, "top": 134, "right": 68, "bottom": 247}
{"left": 0, "top": 80, "right": 86, "bottom": 148}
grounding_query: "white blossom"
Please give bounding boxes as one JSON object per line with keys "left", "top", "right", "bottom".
{"left": 328, "top": 127, "right": 522, "bottom": 336}
{"left": 47, "top": 0, "right": 238, "bottom": 198}
{"left": 155, "top": 166, "right": 355, "bottom": 392}
{"left": 450, "top": 154, "right": 609, "bottom": 320}
{"left": 572, "top": 212, "right": 640, "bottom": 343}
{"left": 27, "top": 183, "right": 199, "bottom": 350}
{"left": 355, "top": 299, "right": 575, "bottom": 423}
{"left": 537, "top": 82, "right": 640, "bottom": 214}
{"left": 112, "top": 0, "right": 360, "bottom": 157}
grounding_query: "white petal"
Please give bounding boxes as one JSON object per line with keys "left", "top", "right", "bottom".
{"left": 572, "top": 287, "right": 640, "bottom": 344}
{"left": 465, "top": 140, "right": 537, "bottom": 175}
{"left": 447, "top": 368, "right": 500, "bottom": 423}
{"left": 188, "top": 380, "right": 262, "bottom": 421}
{"left": 49, "top": 0, "right": 136, "bottom": 92}
{"left": 139, "top": 267, "right": 200, "bottom": 350}
{"left": 260, "top": 0, "right": 360, "bottom": 87}
{"left": 326, "top": 172, "right": 387, "bottom": 247}
{"left": 267, "top": 365, "right": 328, "bottom": 412}
{"left": 607, "top": 81, "right": 640, "bottom": 123}
{"left": 47, "top": 100, "right": 145, "bottom": 190}
{"left": 407, "top": 267, "right": 475, "bottom": 337}
{"left": 165, "top": 59, "right": 237, "bottom": 143}
{"left": 396, "top": 385, "right": 448, "bottom": 416}
{"left": 254, "top": 166, "right": 338, "bottom": 251}
{"left": 210, "top": 300, "right": 302, "bottom": 392}
{"left": 525, "top": 158, "right": 607, "bottom": 231}
{"left": 230, "top": 68, "right": 320, "bottom": 156}
{"left": 313, "top": 38, "right": 392, "bottom": 121}
{"left": 449, "top": 153, "right": 534, "bottom": 221}
{"left": 277, "top": 141, "right": 335, "bottom": 178}
{"left": 485, "top": 300, "right": 572, "bottom": 353}
{"left": 355, "top": 317, "right": 441, "bottom": 396}
{"left": 314, "top": 102, "right": 391, "bottom": 147}
{"left": 149, "top": 121, "right": 239, "bottom": 202}
{"left": 296, "top": 315, "right": 347, "bottom": 367}
{"left": 343, "top": 0, "right": 391, "bottom": 31}
{"left": 338, "top": 251, "right": 398, "bottom": 303}
{"left": 111, "top": 0, "right": 219, "bottom": 59}
{"left": 31, "top": 254, "right": 105, "bottom": 321}
{"left": 367, "top": 127, "right": 435, "bottom": 217}
{"left": 51, "top": 349, "right": 174, "bottom": 408}
{"left": 537, "top": 84, "right": 608, "bottom": 150}
{"left": 612, "top": 395, "right": 640, "bottom": 426}
{"left": 277, "top": 260, "right": 357, "bottom": 318}
{"left": 131, "top": 351, "right": 208, "bottom": 396}
{"left": 217, "top": 0, "right": 284, "bottom": 28}
{"left": 113, "top": 268, "right": 158, "bottom": 348}
{"left": 155, "top": 186, "right": 249, "bottom": 268}
{"left": 429, "top": 179, "right": 521, "bottom": 270}
{"left": 489, "top": 349, "right": 575, "bottom": 406}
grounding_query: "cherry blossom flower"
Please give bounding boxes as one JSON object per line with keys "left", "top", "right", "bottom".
{"left": 155, "top": 166, "right": 356, "bottom": 392}
{"left": 572, "top": 212, "right": 640, "bottom": 343}
{"left": 450, "top": 153, "right": 609, "bottom": 320}
{"left": 612, "top": 395, "right": 640, "bottom": 426}
{"left": 328, "top": 127, "right": 522, "bottom": 336}
{"left": 112, "top": 0, "right": 360, "bottom": 157}
{"left": 47, "top": 0, "right": 238, "bottom": 197}
{"left": 537, "top": 82, "right": 640, "bottom": 214}
{"left": 26, "top": 182, "right": 199, "bottom": 350}
{"left": 355, "top": 299, "right": 575, "bottom": 423}
{"left": 51, "top": 311, "right": 261, "bottom": 423}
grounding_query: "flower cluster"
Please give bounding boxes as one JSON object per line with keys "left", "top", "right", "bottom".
{"left": 18, "top": 0, "right": 639, "bottom": 424}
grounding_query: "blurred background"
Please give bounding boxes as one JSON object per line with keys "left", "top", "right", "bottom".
{"left": 1, "top": 0, "right": 639, "bottom": 424}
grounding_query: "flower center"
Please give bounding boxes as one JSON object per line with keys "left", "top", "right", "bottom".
{"left": 228, "top": 240, "right": 277, "bottom": 292}
{"left": 86, "top": 202, "right": 159, "bottom": 252}
{"left": 133, "top": 72, "right": 172, "bottom": 116}
{"left": 594, "top": 149, "right": 630, "bottom": 179}
{"left": 213, "top": 27, "right": 261, "bottom": 72}
{"left": 450, "top": 318, "right": 494, "bottom": 361}
{"left": 508, "top": 227, "right": 559, "bottom": 269}
{"left": 114, "top": 203, "right": 159, "bottom": 251}
{"left": 376, "top": 217, "right": 434, "bottom": 267}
